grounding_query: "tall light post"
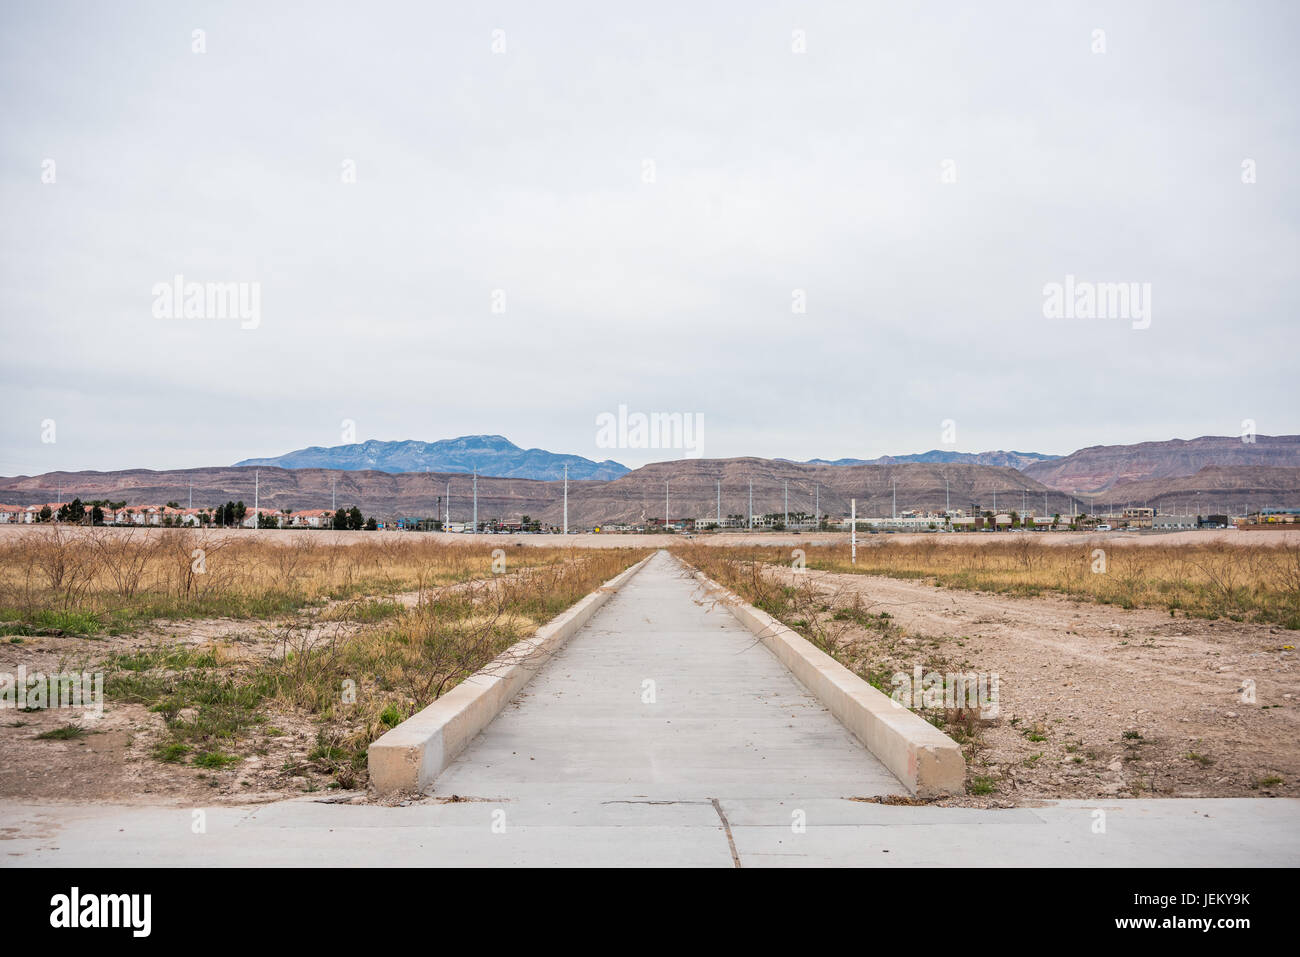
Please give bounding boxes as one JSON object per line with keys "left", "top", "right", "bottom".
{"left": 664, "top": 479, "right": 669, "bottom": 532}
{"left": 851, "top": 498, "right": 857, "bottom": 564}
{"left": 784, "top": 480, "right": 788, "bottom": 529}
{"left": 563, "top": 464, "right": 568, "bottom": 536}
{"left": 716, "top": 478, "right": 721, "bottom": 526}
{"left": 472, "top": 468, "right": 478, "bottom": 535}
{"left": 748, "top": 477, "right": 753, "bottom": 531}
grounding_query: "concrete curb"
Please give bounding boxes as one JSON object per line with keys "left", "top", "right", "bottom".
{"left": 681, "top": 559, "right": 966, "bottom": 798}
{"left": 368, "top": 554, "right": 655, "bottom": 796}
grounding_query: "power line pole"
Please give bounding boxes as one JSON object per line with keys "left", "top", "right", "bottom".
{"left": 748, "top": 478, "right": 753, "bottom": 531}
{"left": 892, "top": 479, "right": 896, "bottom": 520}
{"left": 472, "top": 468, "right": 478, "bottom": 535}
{"left": 254, "top": 470, "right": 258, "bottom": 529}
{"left": 331, "top": 477, "right": 336, "bottom": 512}
{"left": 851, "top": 498, "right": 857, "bottom": 564}
{"left": 716, "top": 478, "right": 721, "bottom": 526}
{"left": 784, "top": 480, "right": 788, "bottom": 528}
{"left": 563, "top": 464, "right": 568, "bottom": 536}
{"left": 664, "top": 479, "right": 669, "bottom": 531}
{"left": 814, "top": 484, "right": 819, "bottom": 527}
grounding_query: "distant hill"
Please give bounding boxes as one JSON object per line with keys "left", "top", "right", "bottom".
{"left": 799, "top": 450, "right": 1060, "bottom": 470}
{"left": 1022, "top": 435, "right": 1300, "bottom": 494}
{"left": 234, "top": 435, "right": 629, "bottom": 481}
{"left": 4, "top": 457, "right": 1298, "bottom": 523}
{"left": 1077, "top": 466, "right": 1300, "bottom": 513}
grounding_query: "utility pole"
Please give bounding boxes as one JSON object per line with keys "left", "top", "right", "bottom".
{"left": 664, "top": 479, "right": 669, "bottom": 531}
{"left": 716, "top": 479, "right": 721, "bottom": 526}
{"left": 892, "top": 479, "right": 896, "bottom": 521}
{"left": 332, "top": 477, "right": 336, "bottom": 512}
{"left": 472, "top": 468, "right": 478, "bottom": 535}
{"left": 254, "top": 470, "right": 258, "bottom": 529}
{"left": 748, "top": 478, "right": 753, "bottom": 531}
{"left": 446, "top": 480, "right": 450, "bottom": 528}
{"left": 851, "top": 498, "right": 857, "bottom": 564}
{"left": 784, "top": 480, "right": 788, "bottom": 528}
{"left": 815, "top": 484, "right": 819, "bottom": 527}
{"left": 563, "top": 464, "right": 568, "bottom": 536}
{"left": 188, "top": 481, "right": 192, "bottom": 510}
{"left": 945, "top": 475, "right": 950, "bottom": 514}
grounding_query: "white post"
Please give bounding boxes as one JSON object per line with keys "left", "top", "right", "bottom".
{"left": 716, "top": 479, "right": 721, "bottom": 525}
{"left": 665, "top": 479, "right": 669, "bottom": 531}
{"left": 254, "top": 470, "right": 258, "bottom": 529}
{"left": 784, "top": 480, "right": 788, "bottom": 528}
{"left": 815, "top": 484, "right": 819, "bottom": 527}
{"left": 563, "top": 464, "right": 568, "bottom": 536}
{"left": 472, "top": 468, "right": 478, "bottom": 535}
{"left": 851, "top": 498, "right": 857, "bottom": 564}
{"left": 748, "top": 478, "right": 753, "bottom": 531}
{"left": 892, "top": 479, "right": 896, "bottom": 520}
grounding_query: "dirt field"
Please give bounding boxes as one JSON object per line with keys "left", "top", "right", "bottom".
{"left": 760, "top": 564, "right": 1298, "bottom": 804}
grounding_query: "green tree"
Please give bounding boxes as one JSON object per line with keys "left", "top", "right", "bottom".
{"left": 348, "top": 506, "right": 363, "bottom": 530}
{"left": 334, "top": 508, "right": 349, "bottom": 530}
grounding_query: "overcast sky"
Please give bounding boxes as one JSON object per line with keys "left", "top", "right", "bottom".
{"left": 2, "top": 0, "right": 1297, "bottom": 475}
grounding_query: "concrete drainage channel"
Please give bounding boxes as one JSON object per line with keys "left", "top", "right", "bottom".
{"left": 368, "top": 548, "right": 964, "bottom": 802}
{"left": 367, "top": 553, "right": 655, "bottom": 796}
{"left": 681, "top": 558, "right": 966, "bottom": 798}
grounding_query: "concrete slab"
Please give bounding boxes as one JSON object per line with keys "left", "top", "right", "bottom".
{"left": 430, "top": 550, "right": 903, "bottom": 801}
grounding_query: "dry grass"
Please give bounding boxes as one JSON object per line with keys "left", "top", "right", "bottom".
{"left": 0, "top": 525, "right": 602, "bottom": 635}
{"left": 673, "top": 539, "right": 1300, "bottom": 628}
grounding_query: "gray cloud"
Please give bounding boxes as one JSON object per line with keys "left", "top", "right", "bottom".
{"left": 2, "top": 0, "right": 1297, "bottom": 474}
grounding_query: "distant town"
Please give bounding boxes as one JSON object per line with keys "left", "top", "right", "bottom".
{"left": 2, "top": 498, "right": 1296, "bottom": 533}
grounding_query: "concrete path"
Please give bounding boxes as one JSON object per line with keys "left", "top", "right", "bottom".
{"left": 3, "top": 551, "right": 1299, "bottom": 867}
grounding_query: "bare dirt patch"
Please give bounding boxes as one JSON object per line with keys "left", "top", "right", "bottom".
{"left": 770, "top": 566, "right": 1298, "bottom": 805}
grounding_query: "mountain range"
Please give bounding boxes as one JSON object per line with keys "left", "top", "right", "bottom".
{"left": 3, "top": 434, "right": 1297, "bottom": 524}
{"left": 797, "top": 450, "right": 1060, "bottom": 470}
{"left": 235, "top": 435, "right": 629, "bottom": 481}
